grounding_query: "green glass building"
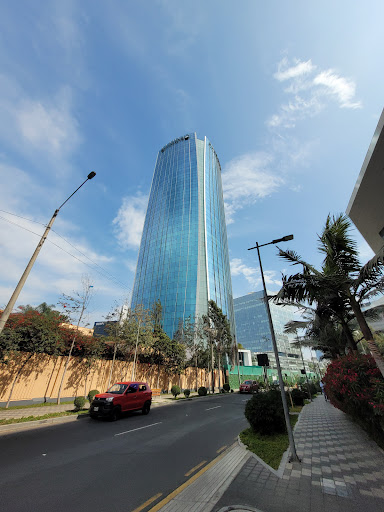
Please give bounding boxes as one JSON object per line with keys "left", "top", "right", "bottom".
{"left": 131, "top": 133, "right": 235, "bottom": 339}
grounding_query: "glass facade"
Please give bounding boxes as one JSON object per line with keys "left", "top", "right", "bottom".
{"left": 131, "top": 133, "right": 235, "bottom": 339}
{"left": 234, "top": 291, "right": 301, "bottom": 368}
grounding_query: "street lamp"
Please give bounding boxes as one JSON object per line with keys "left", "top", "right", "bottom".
{"left": 248, "top": 234, "right": 300, "bottom": 463}
{"left": 0, "top": 172, "right": 96, "bottom": 335}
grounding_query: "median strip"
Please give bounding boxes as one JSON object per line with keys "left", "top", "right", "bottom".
{"left": 114, "top": 422, "right": 162, "bottom": 437}
{"left": 184, "top": 460, "right": 207, "bottom": 476}
{"left": 205, "top": 405, "right": 221, "bottom": 411}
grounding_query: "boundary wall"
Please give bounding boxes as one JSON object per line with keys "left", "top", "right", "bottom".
{"left": 0, "top": 352, "right": 219, "bottom": 404}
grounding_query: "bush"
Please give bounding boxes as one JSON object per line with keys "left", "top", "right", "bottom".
{"left": 184, "top": 389, "right": 191, "bottom": 398}
{"left": 87, "top": 389, "right": 100, "bottom": 403}
{"left": 245, "top": 390, "right": 286, "bottom": 435}
{"left": 223, "top": 383, "right": 230, "bottom": 393}
{"left": 198, "top": 386, "right": 207, "bottom": 396}
{"left": 290, "top": 388, "right": 306, "bottom": 406}
{"left": 171, "top": 385, "right": 181, "bottom": 399}
{"left": 323, "top": 354, "right": 384, "bottom": 446}
{"left": 308, "top": 382, "right": 318, "bottom": 396}
{"left": 74, "top": 396, "right": 86, "bottom": 411}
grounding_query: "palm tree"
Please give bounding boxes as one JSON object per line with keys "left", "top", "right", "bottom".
{"left": 275, "top": 214, "right": 384, "bottom": 377}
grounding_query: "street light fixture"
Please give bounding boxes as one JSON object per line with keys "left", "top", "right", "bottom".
{"left": 248, "top": 234, "right": 300, "bottom": 463}
{"left": 0, "top": 172, "right": 96, "bottom": 335}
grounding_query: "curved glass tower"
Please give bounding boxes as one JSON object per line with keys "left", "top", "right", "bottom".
{"left": 131, "top": 133, "right": 235, "bottom": 339}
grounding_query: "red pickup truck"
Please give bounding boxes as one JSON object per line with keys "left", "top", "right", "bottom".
{"left": 90, "top": 382, "right": 152, "bottom": 421}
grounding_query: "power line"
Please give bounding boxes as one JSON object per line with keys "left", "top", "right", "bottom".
{"left": 0, "top": 213, "right": 132, "bottom": 293}
{"left": 0, "top": 209, "right": 46, "bottom": 226}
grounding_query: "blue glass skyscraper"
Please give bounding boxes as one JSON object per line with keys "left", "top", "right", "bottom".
{"left": 131, "top": 133, "right": 235, "bottom": 339}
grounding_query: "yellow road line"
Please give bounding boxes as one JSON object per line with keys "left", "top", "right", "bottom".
{"left": 216, "top": 445, "right": 227, "bottom": 454}
{"left": 131, "top": 493, "right": 163, "bottom": 512}
{"left": 184, "top": 460, "right": 207, "bottom": 476}
{"left": 148, "top": 445, "right": 233, "bottom": 512}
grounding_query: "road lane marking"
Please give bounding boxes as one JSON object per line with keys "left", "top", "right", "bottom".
{"left": 148, "top": 445, "right": 233, "bottom": 512}
{"left": 205, "top": 405, "right": 221, "bottom": 411}
{"left": 184, "top": 460, "right": 207, "bottom": 476}
{"left": 131, "top": 493, "right": 162, "bottom": 512}
{"left": 114, "top": 422, "right": 162, "bottom": 437}
{"left": 216, "top": 445, "right": 227, "bottom": 454}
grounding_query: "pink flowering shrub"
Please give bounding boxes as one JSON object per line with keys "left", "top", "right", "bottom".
{"left": 323, "top": 354, "right": 384, "bottom": 445}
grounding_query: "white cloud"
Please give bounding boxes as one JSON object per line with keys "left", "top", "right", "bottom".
{"left": 16, "top": 89, "right": 81, "bottom": 157}
{"left": 267, "top": 57, "right": 362, "bottom": 129}
{"left": 274, "top": 58, "right": 315, "bottom": 82}
{"left": 0, "top": 209, "right": 119, "bottom": 313}
{"left": 0, "top": 75, "right": 81, "bottom": 173}
{"left": 113, "top": 194, "right": 148, "bottom": 250}
{"left": 222, "top": 152, "right": 283, "bottom": 223}
{"left": 230, "top": 258, "right": 281, "bottom": 291}
{"left": 313, "top": 70, "right": 362, "bottom": 109}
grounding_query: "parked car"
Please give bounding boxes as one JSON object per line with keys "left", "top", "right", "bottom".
{"left": 89, "top": 382, "right": 152, "bottom": 421}
{"left": 239, "top": 380, "right": 260, "bottom": 393}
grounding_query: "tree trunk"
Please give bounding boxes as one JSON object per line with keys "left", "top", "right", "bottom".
{"left": 107, "top": 344, "right": 117, "bottom": 388}
{"left": 340, "top": 320, "right": 358, "bottom": 352}
{"left": 195, "top": 354, "right": 198, "bottom": 392}
{"left": 84, "top": 370, "right": 89, "bottom": 399}
{"left": 44, "top": 355, "right": 58, "bottom": 403}
{"left": 348, "top": 294, "right": 384, "bottom": 377}
{"left": 6, "top": 353, "right": 33, "bottom": 408}
{"left": 57, "top": 336, "right": 77, "bottom": 404}
{"left": 218, "top": 352, "right": 222, "bottom": 390}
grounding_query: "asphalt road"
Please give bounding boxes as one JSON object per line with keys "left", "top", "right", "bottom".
{"left": 0, "top": 393, "right": 249, "bottom": 512}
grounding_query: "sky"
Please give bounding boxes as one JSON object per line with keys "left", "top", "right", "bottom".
{"left": 0, "top": 1, "right": 383, "bottom": 328}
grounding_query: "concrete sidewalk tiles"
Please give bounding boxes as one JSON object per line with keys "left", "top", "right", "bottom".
{"left": 212, "top": 397, "right": 384, "bottom": 512}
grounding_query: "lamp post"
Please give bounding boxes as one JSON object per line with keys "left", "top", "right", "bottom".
{"left": 248, "top": 234, "right": 300, "bottom": 463}
{"left": 0, "top": 172, "right": 96, "bottom": 335}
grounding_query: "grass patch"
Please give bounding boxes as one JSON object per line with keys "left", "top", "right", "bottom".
{"left": 240, "top": 414, "right": 299, "bottom": 470}
{"left": 0, "top": 401, "right": 74, "bottom": 410}
{"left": 0, "top": 409, "right": 88, "bottom": 426}
{"left": 289, "top": 405, "right": 303, "bottom": 413}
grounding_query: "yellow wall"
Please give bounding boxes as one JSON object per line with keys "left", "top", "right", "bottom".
{"left": 0, "top": 352, "right": 221, "bottom": 403}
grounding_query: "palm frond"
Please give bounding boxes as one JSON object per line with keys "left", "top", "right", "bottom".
{"left": 358, "top": 246, "right": 384, "bottom": 284}
{"left": 276, "top": 248, "right": 321, "bottom": 275}
{"left": 283, "top": 320, "right": 309, "bottom": 334}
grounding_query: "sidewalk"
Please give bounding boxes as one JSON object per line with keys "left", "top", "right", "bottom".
{"left": 211, "top": 396, "right": 384, "bottom": 512}
{"left": 154, "top": 396, "right": 384, "bottom": 512}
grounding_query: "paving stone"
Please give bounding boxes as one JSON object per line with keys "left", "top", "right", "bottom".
{"left": 208, "top": 396, "right": 384, "bottom": 512}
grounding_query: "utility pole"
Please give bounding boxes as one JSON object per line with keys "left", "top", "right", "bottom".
{"left": 0, "top": 172, "right": 96, "bottom": 335}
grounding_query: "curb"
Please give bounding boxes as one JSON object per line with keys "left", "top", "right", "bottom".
{"left": 0, "top": 393, "right": 233, "bottom": 435}
{"left": 0, "top": 412, "right": 88, "bottom": 434}
{"left": 217, "top": 507, "right": 264, "bottom": 512}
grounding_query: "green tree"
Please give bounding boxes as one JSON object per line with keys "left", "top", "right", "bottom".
{"left": 275, "top": 214, "right": 384, "bottom": 376}
{"left": 0, "top": 308, "right": 67, "bottom": 407}
{"left": 150, "top": 326, "right": 172, "bottom": 388}
{"left": 129, "top": 305, "right": 153, "bottom": 381}
{"left": 81, "top": 336, "right": 106, "bottom": 398}
{"left": 56, "top": 275, "right": 94, "bottom": 404}
{"left": 163, "top": 338, "right": 186, "bottom": 387}
{"left": 203, "top": 300, "right": 233, "bottom": 392}
{"left": 103, "top": 301, "right": 129, "bottom": 387}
